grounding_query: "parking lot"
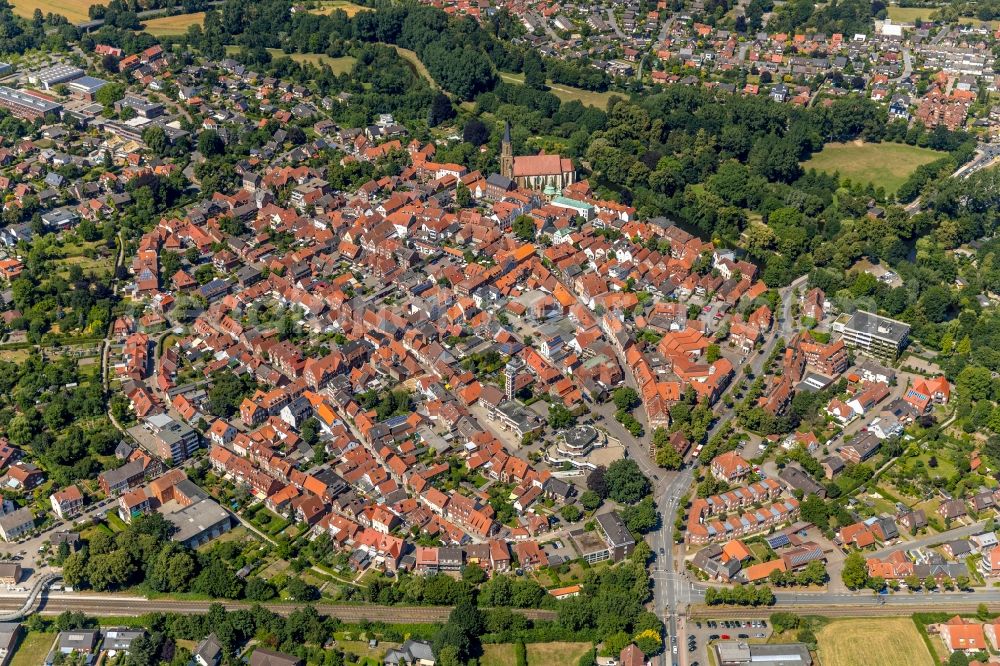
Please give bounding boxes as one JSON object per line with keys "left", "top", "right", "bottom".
{"left": 686, "top": 617, "right": 773, "bottom": 666}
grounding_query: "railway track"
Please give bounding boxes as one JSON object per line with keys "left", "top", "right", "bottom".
{"left": 0, "top": 594, "right": 557, "bottom": 623}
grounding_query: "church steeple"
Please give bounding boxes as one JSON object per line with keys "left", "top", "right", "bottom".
{"left": 500, "top": 120, "right": 514, "bottom": 181}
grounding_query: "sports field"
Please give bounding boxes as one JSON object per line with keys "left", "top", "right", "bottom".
{"left": 815, "top": 618, "right": 933, "bottom": 666}
{"left": 801, "top": 141, "right": 945, "bottom": 194}
{"left": 499, "top": 71, "right": 617, "bottom": 109}
{"left": 886, "top": 5, "right": 936, "bottom": 22}
{"left": 141, "top": 12, "right": 206, "bottom": 36}
{"left": 12, "top": 0, "right": 91, "bottom": 23}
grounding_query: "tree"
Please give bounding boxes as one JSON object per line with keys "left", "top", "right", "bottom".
{"left": 656, "top": 443, "right": 682, "bottom": 470}
{"left": 587, "top": 466, "right": 608, "bottom": 499}
{"left": 512, "top": 215, "right": 535, "bottom": 241}
{"left": 141, "top": 126, "right": 169, "bottom": 156}
{"left": 920, "top": 285, "right": 953, "bottom": 323}
{"left": 560, "top": 504, "right": 582, "bottom": 522}
{"left": 208, "top": 372, "right": 253, "bottom": 418}
{"left": 197, "top": 130, "right": 224, "bottom": 157}
{"left": 798, "top": 494, "right": 830, "bottom": 531}
{"left": 245, "top": 577, "right": 276, "bottom": 601}
{"left": 605, "top": 459, "right": 651, "bottom": 504}
{"left": 462, "top": 565, "right": 487, "bottom": 585}
{"left": 523, "top": 50, "right": 545, "bottom": 89}
{"left": 580, "top": 490, "right": 602, "bottom": 511}
{"left": 428, "top": 92, "right": 455, "bottom": 127}
{"left": 455, "top": 181, "right": 471, "bottom": 208}
{"left": 841, "top": 551, "right": 868, "bottom": 590}
{"left": 548, "top": 403, "right": 576, "bottom": 430}
{"left": 612, "top": 387, "right": 640, "bottom": 411}
{"left": 284, "top": 577, "right": 319, "bottom": 601}
{"left": 620, "top": 496, "right": 658, "bottom": 533}
{"left": 463, "top": 118, "right": 490, "bottom": 145}
{"left": 300, "top": 418, "right": 320, "bottom": 446}
{"left": 769, "top": 612, "right": 801, "bottom": 633}
{"left": 948, "top": 652, "right": 970, "bottom": 666}
{"left": 705, "top": 344, "right": 721, "bottom": 363}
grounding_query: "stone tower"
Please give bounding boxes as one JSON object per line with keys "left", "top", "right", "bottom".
{"left": 500, "top": 120, "right": 514, "bottom": 181}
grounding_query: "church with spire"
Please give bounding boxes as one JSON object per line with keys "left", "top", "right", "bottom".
{"left": 499, "top": 121, "right": 576, "bottom": 195}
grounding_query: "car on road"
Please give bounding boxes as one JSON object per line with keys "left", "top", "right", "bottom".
{"left": 721, "top": 634, "right": 730, "bottom": 640}
{"left": 738, "top": 634, "right": 749, "bottom": 639}
{"left": 660, "top": 548, "right": 665, "bottom": 555}
{"left": 672, "top": 645, "right": 678, "bottom": 655}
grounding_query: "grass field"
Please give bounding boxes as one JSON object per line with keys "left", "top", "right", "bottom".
{"left": 801, "top": 141, "right": 945, "bottom": 194}
{"left": 481, "top": 642, "right": 592, "bottom": 666}
{"left": 10, "top": 632, "right": 54, "bottom": 666}
{"left": 309, "top": 0, "right": 370, "bottom": 16}
{"left": 499, "top": 71, "right": 617, "bottom": 109}
{"left": 816, "top": 619, "right": 933, "bottom": 666}
{"left": 392, "top": 45, "right": 435, "bottom": 86}
{"left": 141, "top": 12, "right": 205, "bottom": 36}
{"left": 958, "top": 16, "right": 1000, "bottom": 27}
{"left": 224, "top": 46, "right": 356, "bottom": 74}
{"left": 886, "top": 5, "right": 936, "bottom": 22}
{"left": 12, "top": 0, "right": 90, "bottom": 23}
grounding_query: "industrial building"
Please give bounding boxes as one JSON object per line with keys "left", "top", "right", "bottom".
{"left": 0, "top": 86, "right": 61, "bottom": 120}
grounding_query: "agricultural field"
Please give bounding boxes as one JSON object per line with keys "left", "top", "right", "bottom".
{"left": 481, "top": 642, "right": 593, "bottom": 666}
{"left": 815, "top": 618, "right": 933, "bottom": 666}
{"left": 499, "top": 71, "right": 617, "bottom": 109}
{"left": 12, "top": 0, "right": 90, "bottom": 24}
{"left": 309, "top": 0, "right": 370, "bottom": 16}
{"left": 10, "top": 632, "right": 55, "bottom": 666}
{"left": 886, "top": 5, "right": 936, "bottom": 22}
{"left": 801, "top": 141, "right": 946, "bottom": 194}
{"left": 140, "top": 12, "right": 206, "bottom": 36}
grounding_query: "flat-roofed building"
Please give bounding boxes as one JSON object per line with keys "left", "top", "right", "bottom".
{"left": 0, "top": 622, "right": 20, "bottom": 666}
{"left": 0, "top": 86, "right": 61, "bottom": 120}
{"left": 27, "top": 64, "right": 83, "bottom": 89}
{"left": 716, "top": 641, "right": 812, "bottom": 666}
{"left": 841, "top": 310, "right": 910, "bottom": 359}
{"left": 66, "top": 75, "right": 108, "bottom": 100}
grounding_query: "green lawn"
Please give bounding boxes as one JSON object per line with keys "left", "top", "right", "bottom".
{"left": 106, "top": 511, "right": 128, "bottom": 532}
{"left": 10, "top": 632, "right": 54, "bottom": 666}
{"left": 499, "top": 71, "right": 618, "bottom": 109}
{"left": 801, "top": 141, "right": 946, "bottom": 194}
